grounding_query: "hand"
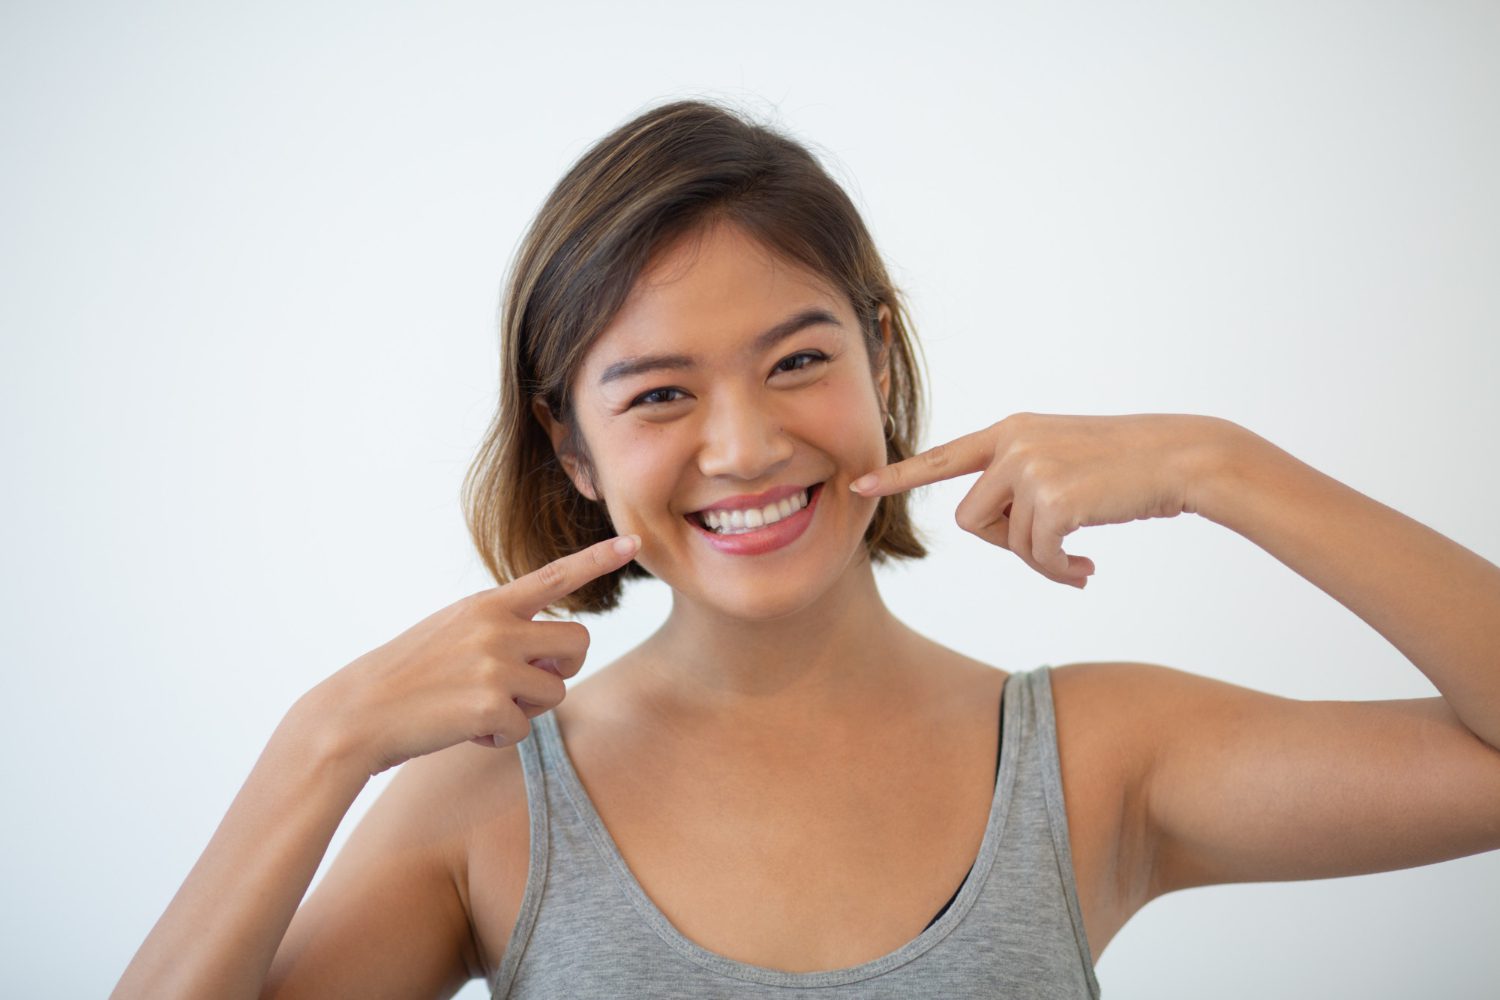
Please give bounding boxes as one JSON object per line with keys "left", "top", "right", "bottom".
{"left": 851, "top": 412, "right": 1233, "bottom": 589}
{"left": 301, "top": 534, "right": 641, "bottom": 776}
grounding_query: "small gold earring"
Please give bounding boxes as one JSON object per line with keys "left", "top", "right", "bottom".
{"left": 882, "top": 409, "right": 896, "bottom": 438}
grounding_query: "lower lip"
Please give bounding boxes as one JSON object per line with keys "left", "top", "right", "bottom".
{"left": 687, "top": 483, "right": 823, "bottom": 556}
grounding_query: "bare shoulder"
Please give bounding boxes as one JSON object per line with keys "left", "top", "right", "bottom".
{"left": 1040, "top": 662, "right": 1165, "bottom": 962}
{"left": 263, "top": 737, "right": 528, "bottom": 998}
{"left": 424, "top": 738, "right": 533, "bottom": 983}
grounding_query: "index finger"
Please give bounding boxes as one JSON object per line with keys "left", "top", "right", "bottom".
{"left": 849, "top": 425, "right": 997, "bottom": 498}
{"left": 503, "top": 534, "right": 640, "bottom": 619}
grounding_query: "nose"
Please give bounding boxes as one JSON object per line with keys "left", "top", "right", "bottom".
{"left": 695, "top": 391, "right": 794, "bottom": 481}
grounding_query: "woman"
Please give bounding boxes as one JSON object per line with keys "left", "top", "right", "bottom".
{"left": 114, "top": 99, "right": 1500, "bottom": 999}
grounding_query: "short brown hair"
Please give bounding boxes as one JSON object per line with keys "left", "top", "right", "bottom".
{"left": 461, "top": 97, "right": 929, "bottom": 615}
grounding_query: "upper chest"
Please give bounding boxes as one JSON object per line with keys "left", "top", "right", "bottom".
{"left": 462, "top": 662, "right": 1137, "bottom": 976}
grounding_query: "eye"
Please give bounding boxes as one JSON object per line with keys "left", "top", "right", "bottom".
{"left": 773, "top": 351, "right": 829, "bottom": 375}
{"left": 629, "top": 386, "right": 688, "bottom": 408}
{"left": 625, "top": 351, "right": 829, "bottom": 411}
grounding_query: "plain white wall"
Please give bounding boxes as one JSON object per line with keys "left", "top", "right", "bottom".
{"left": 3, "top": 1, "right": 1496, "bottom": 996}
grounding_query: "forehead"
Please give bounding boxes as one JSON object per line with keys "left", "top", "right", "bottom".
{"left": 582, "top": 222, "right": 850, "bottom": 369}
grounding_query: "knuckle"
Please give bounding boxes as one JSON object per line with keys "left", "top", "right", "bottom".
{"left": 472, "top": 650, "right": 507, "bottom": 682}
{"left": 450, "top": 592, "right": 493, "bottom": 630}
{"left": 1012, "top": 451, "right": 1046, "bottom": 480}
{"left": 921, "top": 443, "right": 950, "bottom": 469}
{"left": 462, "top": 585, "right": 498, "bottom": 609}
{"left": 535, "top": 560, "right": 566, "bottom": 591}
{"left": 483, "top": 699, "right": 531, "bottom": 744}
{"left": 474, "top": 644, "right": 510, "bottom": 677}
{"left": 465, "top": 615, "right": 505, "bottom": 651}
{"left": 473, "top": 689, "right": 514, "bottom": 728}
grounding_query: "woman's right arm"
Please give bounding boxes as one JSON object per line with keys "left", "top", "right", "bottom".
{"left": 111, "top": 533, "right": 641, "bottom": 1000}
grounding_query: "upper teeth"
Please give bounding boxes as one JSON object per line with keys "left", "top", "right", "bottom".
{"left": 700, "top": 489, "right": 810, "bottom": 534}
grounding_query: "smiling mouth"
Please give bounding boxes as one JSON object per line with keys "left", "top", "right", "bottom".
{"left": 687, "top": 482, "right": 824, "bottom": 535}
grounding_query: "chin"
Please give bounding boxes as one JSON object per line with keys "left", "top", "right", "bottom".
{"left": 674, "top": 541, "right": 870, "bottom": 623}
{"left": 695, "top": 582, "right": 830, "bottom": 623}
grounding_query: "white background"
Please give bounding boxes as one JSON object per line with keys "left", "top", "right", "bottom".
{"left": 3, "top": 1, "right": 1497, "bottom": 996}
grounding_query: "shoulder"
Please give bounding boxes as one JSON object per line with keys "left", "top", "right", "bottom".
{"left": 391, "top": 737, "right": 533, "bottom": 980}
{"left": 1046, "top": 659, "right": 1207, "bottom": 754}
{"left": 389, "top": 735, "right": 530, "bottom": 845}
{"left": 1043, "top": 662, "right": 1163, "bottom": 935}
{"left": 1044, "top": 659, "right": 1158, "bottom": 768}
{"left": 1044, "top": 659, "right": 1235, "bottom": 820}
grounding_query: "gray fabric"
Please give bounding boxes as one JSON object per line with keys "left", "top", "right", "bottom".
{"left": 491, "top": 665, "right": 1102, "bottom": 998}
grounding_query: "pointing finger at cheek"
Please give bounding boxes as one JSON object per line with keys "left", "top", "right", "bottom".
{"left": 851, "top": 425, "right": 995, "bottom": 497}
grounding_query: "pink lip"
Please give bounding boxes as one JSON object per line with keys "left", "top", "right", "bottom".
{"left": 687, "top": 482, "right": 823, "bottom": 556}
{"left": 691, "top": 482, "right": 812, "bottom": 515}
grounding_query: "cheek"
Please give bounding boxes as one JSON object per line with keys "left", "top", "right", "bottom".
{"left": 590, "top": 427, "right": 688, "bottom": 521}
{"left": 802, "top": 380, "right": 885, "bottom": 462}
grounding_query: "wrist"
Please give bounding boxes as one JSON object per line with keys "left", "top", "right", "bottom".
{"left": 1182, "top": 417, "right": 1263, "bottom": 524}
{"left": 279, "top": 682, "right": 377, "bottom": 785}
{"left": 1185, "top": 417, "right": 1297, "bottom": 533}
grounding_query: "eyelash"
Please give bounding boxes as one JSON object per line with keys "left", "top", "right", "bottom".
{"left": 627, "top": 351, "right": 830, "bottom": 409}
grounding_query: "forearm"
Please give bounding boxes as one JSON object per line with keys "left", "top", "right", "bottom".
{"left": 112, "top": 697, "right": 370, "bottom": 1000}
{"left": 1193, "top": 420, "right": 1500, "bottom": 750}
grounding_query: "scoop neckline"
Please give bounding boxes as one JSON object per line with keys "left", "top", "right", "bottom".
{"left": 535, "top": 669, "right": 1025, "bottom": 987}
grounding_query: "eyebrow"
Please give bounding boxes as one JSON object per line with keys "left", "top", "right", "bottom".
{"left": 597, "top": 307, "right": 843, "bottom": 386}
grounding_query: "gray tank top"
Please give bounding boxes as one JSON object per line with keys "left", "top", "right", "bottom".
{"left": 490, "top": 665, "right": 1101, "bottom": 998}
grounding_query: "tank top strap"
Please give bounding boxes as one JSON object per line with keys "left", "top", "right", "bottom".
{"left": 1021, "top": 665, "right": 1100, "bottom": 994}
{"left": 488, "top": 720, "right": 550, "bottom": 998}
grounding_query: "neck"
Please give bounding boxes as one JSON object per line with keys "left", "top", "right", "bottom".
{"left": 626, "top": 552, "right": 920, "bottom": 728}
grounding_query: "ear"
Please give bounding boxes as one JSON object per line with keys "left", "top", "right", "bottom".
{"left": 530, "top": 397, "right": 600, "bottom": 502}
{"left": 874, "top": 303, "right": 894, "bottom": 406}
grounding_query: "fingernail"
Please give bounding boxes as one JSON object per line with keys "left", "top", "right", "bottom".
{"left": 613, "top": 535, "right": 639, "bottom": 556}
{"left": 850, "top": 475, "right": 876, "bottom": 493}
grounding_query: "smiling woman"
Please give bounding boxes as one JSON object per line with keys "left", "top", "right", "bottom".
{"left": 460, "top": 99, "right": 929, "bottom": 615}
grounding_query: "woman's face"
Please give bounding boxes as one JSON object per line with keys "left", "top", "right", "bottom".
{"left": 540, "top": 220, "right": 892, "bottom": 621}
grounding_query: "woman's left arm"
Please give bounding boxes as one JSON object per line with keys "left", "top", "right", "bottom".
{"left": 851, "top": 411, "right": 1500, "bottom": 749}
{"left": 1195, "top": 418, "right": 1500, "bottom": 751}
